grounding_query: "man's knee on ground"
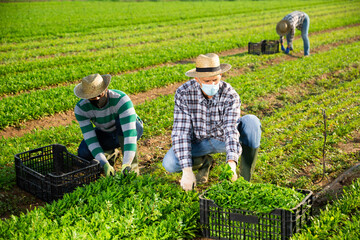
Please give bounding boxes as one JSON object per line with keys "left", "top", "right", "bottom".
{"left": 238, "top": 114, "right": 261, "bottom": 149}
{"left": 162, "top": 160, "right": 176, "bottom": 173}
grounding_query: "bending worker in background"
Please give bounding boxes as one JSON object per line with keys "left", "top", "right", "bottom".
{"left": 74, "top": 73, "right": 143, "bottom": 177}
{"left": 162, "top": 53, "right": 261, "bottom": 191}
{"left": 276, "top": 11, "right": 310, "bottom": 56}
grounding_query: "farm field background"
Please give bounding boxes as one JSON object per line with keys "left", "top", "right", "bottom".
{"left": 0, "top": 0, "right": 360, "bottom": 239}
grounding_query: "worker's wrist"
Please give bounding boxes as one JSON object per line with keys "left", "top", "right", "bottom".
{"left": 121, "top": 163, "right": 131, "bottom": 171}
{"left": 227, "top": 161, "right": 237, "bottom": 171}
{"left": 182, "top": 167, "right": 193, "bottom": 174}
{"left": 95, "top": 153, "right": 108, "bottom": 167}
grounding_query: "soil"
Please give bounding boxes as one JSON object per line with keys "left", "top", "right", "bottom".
{"left": 313, "top": 162, "right": 360, "bottom": 215}
{"left": 1, "top": 25, "right": 360, "bottom": 221}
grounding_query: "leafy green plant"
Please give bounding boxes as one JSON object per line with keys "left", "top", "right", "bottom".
{"left": 218, "top": 163, "right": 234, "bottom": 181}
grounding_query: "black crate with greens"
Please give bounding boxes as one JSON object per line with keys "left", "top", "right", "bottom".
{"left": 199, "top": 178, "right": 313, "bottom": 240}
{"left": 15, "top": 144, "right": 101, "bottom": 202}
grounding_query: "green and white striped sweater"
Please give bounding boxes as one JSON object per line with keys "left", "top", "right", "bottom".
{"left": 74, "top": 89, "right": 138, "bottom": 166}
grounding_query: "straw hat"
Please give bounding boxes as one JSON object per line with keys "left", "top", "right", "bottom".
{"left": 276, "top": 19, "right": 291, "bottom": 36}
{"left": 74, "top": 73, "right": 111, "bottom": 99}
{"left": 185, "top": 53, "right": 231, "bottom": 78}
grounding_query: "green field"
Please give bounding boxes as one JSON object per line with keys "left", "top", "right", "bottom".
{"left": 0, "top": 0, "right": 359, "bottom": 239}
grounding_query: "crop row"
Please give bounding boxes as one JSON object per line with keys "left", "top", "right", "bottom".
{"left": 256, "top": 71, "right": 360, "bottom": 189}
{"left": 0, "top": 0, "right": 343, "bottom": 42}
{"left": 0, "top": 2, "right": 353, "bottom": 59}
{"left": 1, "top": 6, "right": 359, "bottom": 94}
{"left": 1, "top": 40, "right": 359, "bottom": 191}
{"left": 3, "top": 7, "right": 357, "bottom": 74}
{"left": 293, "top": 177, "right": 360, "bottom": 239}
{"left": 1, "top": 25, "right": 359, "bottom": 130}
{"left": 0, "top": 173, "right": 200, "bottom": 239}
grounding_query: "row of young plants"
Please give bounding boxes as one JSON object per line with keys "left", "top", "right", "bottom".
{"left": 253, "top": 70, "right": 360, "bottom": 190}
{"left": 293, "top": 178, "right": 360, "bottom": 239}
{"left": 1, "top": 8, "right": 358, "bottom": 86}
{"left": 2, "top": 1, "right": 347, "bottom": 53}
{"left": 3, "top": 6, "right": 356, "bottom": 76}
{"left": 0, "top": 0, "right": 341, "bottom": 42}
{"left": 0, "top": 173, "right": 200, "bottom": 239}
{"left": 1, "top": 40, "right": 359, "bottom": 191}
{"left": 0, "top": 4, "right": 349, "bottom": 60}
{"left": 1, "top": 24, "right": 359, "bottom": 130}
{"left": 0, "top": 2, "right": 352, "bottom": 59}
{"left": 1, "top": 4, "right": 359, "bottom": 94}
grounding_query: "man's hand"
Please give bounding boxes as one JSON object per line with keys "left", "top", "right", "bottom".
{"left": 281, "top": 45, "right": 286, "bottom": 52}
{"left": 227, "top": 161, "right": 238, "bottom": 182}
{"left": 121, "top": 163, "right": 131, "bottom": 176}
{"left": 285, "top": 47, "right": 290, "bottom": 54}
{"left": 180, "top": 167, "right": 196, "bottom": 191}
{"left": 103, "top": 162, "right": 115, "bottom": 177}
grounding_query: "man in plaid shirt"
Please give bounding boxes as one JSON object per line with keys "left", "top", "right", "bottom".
{"left": 162, "top": 53, "right": 261, "bottom": 191}
{"left": 276, "top": 11, "right": 310, "bottom": 56}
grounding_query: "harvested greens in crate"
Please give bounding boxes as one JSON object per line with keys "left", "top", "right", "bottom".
{"left": 200, "top": 178, "right": 313, "bottom": 240}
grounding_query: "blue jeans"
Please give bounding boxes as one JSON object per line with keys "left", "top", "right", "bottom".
{"left": 77, "top": 117, "right": 143, "bottom": 161}
{"left": 286, "top": 13, "right": 310, "bottom": 55}
{"left": 301, "top": 13, "right": 310, "bottom": 56}
{"left": 162, "top": 114, "right": 261, "bottom": 173}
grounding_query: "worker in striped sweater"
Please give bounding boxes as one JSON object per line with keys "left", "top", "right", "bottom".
{"left": 74, "top": 73, "right": 143, "bottom": 177}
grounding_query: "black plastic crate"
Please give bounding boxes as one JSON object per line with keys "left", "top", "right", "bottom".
{"left": 15, "top": 144, "right": 101, "bottom": 202}
{"left": 248, "top": 40, "right": 280, "bottom": 55}
{"left": 199, "top": 189, "right": 313, "bottom": 240}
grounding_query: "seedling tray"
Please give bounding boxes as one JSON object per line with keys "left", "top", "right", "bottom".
{"left": 248, "top": 40, "right": 280, "bottom": 55}
{"left": 15, "top": 144, "right": 101, "bottom": 202}
{"left": 199, "top": 189, "right": 313, "bottom": 240}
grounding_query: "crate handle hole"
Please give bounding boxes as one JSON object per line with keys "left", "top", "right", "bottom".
{"left": 30, "top": 150, "right": 43, "bottom": 158}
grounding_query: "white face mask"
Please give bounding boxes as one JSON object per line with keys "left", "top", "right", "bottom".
{"left": 201, "top": 82, "right": 220, "bottom": 96}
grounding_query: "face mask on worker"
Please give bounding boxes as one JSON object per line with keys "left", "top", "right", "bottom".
{"left": 201, "top": 82, "right": 220, "bottom": 96}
